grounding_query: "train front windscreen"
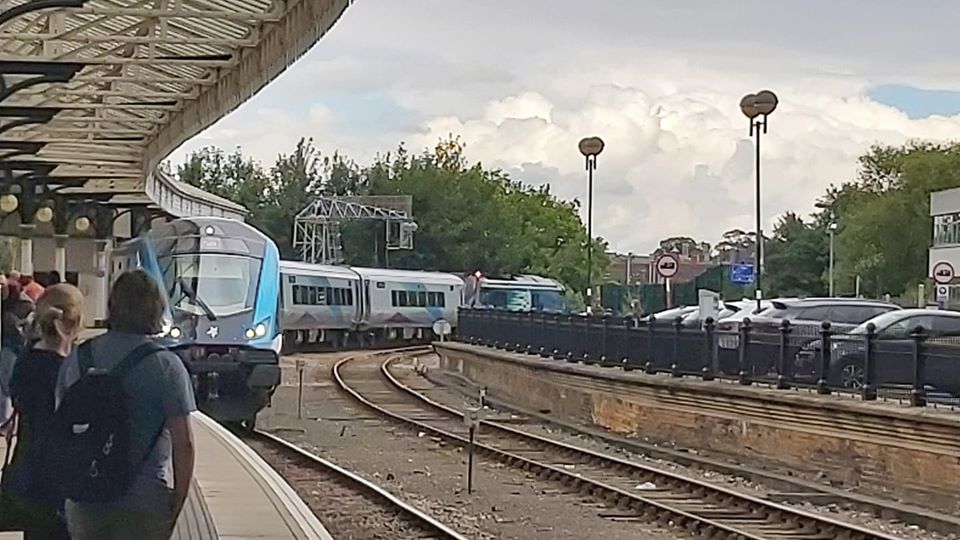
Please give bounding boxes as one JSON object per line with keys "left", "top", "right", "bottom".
{"left": 478, "top": 287, "right": 568, "bottom": 313}
{"left": 161, "top": 253, "right": 261, "bottom": 318}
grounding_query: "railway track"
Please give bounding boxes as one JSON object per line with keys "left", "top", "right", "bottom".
{"left": 244, "top": 428, "right": 469, "bottom": 540}
{"left": 334, "top": 352, "right": 906, "bottom": 540}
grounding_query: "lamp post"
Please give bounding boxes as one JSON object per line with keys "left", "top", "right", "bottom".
{"left": 815, "top": 202, "right": 837, "bottom": 296}
{"left": 579, "top": 136, "right": 605, "bottom": 313}
{"left": 739, "top": 90, "right": 778, "bottom": 311}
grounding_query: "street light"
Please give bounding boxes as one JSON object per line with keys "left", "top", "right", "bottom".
{"left": 815, "top": 201, "right": 837, "bottom": 296}
{"left": 578, "top": 136, "right": 605, "bottom": 313}
{"left": 740, "top": 90, "right": 778, "bottom": 311}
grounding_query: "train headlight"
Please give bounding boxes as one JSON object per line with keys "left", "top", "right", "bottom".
{"left": 255, "top": 323, "right": 267, "bottom": 337}
{"left": 169, "top": 327, "right": 182, "bottom": 339}
{"left": 244, "top": 328, "right": 256, "bottom": 340}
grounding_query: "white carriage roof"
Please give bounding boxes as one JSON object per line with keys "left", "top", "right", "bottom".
{"left": 279, "top": 260, "right": 359, "bottom": 280}
{"left": 1, "top": 0, "right": 350, "bottom": 211}
{"left": 352, "top": 266, "right": 465, "bottom": 286}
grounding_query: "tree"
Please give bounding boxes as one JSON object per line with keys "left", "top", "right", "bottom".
{"left": 830, "top": 142, "right": 960, "bottom": 297}
{"left": 175, "top": 137, "right": 607, "bottom": 297}
{"left": 763, "top": 213, "right": 827, "bottom": 297}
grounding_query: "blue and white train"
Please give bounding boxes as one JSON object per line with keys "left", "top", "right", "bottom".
{"left": 112, "top": 217, "right": 282, "bottom": 428}
{"left": 279, "top": 261, "right": 463, "bottom": 348}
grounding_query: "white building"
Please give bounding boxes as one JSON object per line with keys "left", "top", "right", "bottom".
{"left": 929, "top": 188, "right": 960, "bottom": 298}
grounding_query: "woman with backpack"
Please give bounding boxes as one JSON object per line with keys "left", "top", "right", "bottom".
{"left": 4, "top": 284, "right": 83, "bottom": 539}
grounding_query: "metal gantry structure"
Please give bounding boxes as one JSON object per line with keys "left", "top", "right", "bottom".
{"left": 293, "top": 196, "right": 417, "bottom": 265}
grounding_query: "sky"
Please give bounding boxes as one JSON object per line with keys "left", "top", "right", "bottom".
{"left": 167, "top": 0, "right": 960, "bottom": 255}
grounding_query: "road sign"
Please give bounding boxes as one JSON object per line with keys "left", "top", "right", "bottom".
{"left": 432, "top": 319, "right": 452, "bottom": 336}
{"left": 730, "top": 263, "right": 755, "bottom": 285}
{"left": 937, "top": 285, "right": 950, "bottom": 304}
{"left": 933, "top": 261, "right": 955, "bottom": 284}
{"left": 655, "top": 254, "right": 679, "bottom": 279}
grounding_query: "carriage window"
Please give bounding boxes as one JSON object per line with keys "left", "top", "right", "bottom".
{"left": 346, "top": 288, "right": 354, "bottom": 305}
{"left": 293, "top": 285, "right": 302, "bottom": 304}
{"left": 418, "top": 291, "right": 427, "bottom": 307}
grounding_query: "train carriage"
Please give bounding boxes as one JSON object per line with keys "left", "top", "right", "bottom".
{"left": 279, "top": 261, "right": 360, "bottom": 348}
{"left": 353, "top": 267, "right": 463, "bottom": 342}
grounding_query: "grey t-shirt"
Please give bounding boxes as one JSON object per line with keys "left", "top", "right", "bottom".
{"left": 56, "top": 332, "right": 196, "bottom": 499}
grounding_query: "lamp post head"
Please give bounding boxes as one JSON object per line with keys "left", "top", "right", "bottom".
{"left": 740, "top": 94, "right": 760, "bottom": 119}
{"left": 753, "top": 90, "right": 778, "bottom": 115}
{"left": 578, "top": 136, "right": 605, "bottom": 157}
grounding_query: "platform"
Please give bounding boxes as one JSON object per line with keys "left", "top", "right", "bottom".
{"left": 0, "top": 412, "right": 331, "bottom": 540}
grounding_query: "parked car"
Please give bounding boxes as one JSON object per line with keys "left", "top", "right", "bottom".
{"left": 747, "top": 297, "right": 900, "bottom": 337}
{"left": 795, "top": 309, "right": 960, "bottom": 390}
{"left": 715, "top": 300, "right": 778, "bottom": 350}
{"left": 680, "top": 299, "right": 752, "bottom": 328}
{"left": 641, "top": 305, "right": 697, "bottom": 325}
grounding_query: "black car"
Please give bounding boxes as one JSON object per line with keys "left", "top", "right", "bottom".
{"left": 795, "top": 309, "right": 960, "bottom": 390}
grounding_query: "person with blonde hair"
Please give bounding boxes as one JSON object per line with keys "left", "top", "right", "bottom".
{"left": 55, "top": 269, "right": 195, "bottom": 540}
{"left": 4, "top": 284, "right": 84, "bottom": 538}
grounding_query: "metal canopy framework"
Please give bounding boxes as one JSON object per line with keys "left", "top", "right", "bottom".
{"left": 294, "top": 196, "right": 417, "bottom": 265}
{"left": 0, "top": 0, "right": 352, "bottom": 213}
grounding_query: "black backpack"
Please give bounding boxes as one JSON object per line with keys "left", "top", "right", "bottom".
{"left": 53, "top": 341, "right": 164, "bottom": 503}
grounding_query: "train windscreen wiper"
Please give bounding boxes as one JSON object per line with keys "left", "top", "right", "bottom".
{"left": 177, "top": 277, "right": 217, "bottom": 321}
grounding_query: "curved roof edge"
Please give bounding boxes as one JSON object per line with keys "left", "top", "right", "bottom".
{"left": 146, "top": 167, "right": 248, "bottom": 221}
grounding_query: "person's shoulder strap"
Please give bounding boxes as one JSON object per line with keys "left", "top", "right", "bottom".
{"left": 77, "top": 341, "right": 94, "bottom": 376}
{"left": 111, "top": 341, "right": 165, "bottom": 379}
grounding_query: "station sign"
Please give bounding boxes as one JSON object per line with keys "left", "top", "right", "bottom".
{"left": 729, "top": 263, "right": 755, "bottom": 285}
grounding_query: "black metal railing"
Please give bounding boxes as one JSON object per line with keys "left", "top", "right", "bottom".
{"left": 456, "top": 308, "right": 960, "bottom": 408}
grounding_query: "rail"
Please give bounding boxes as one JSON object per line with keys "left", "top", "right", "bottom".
{"left": 333, "top": 352, "right": 905, "bottom": 540}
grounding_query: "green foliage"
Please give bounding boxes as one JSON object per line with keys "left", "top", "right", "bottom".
{"left": 175, "top": 137, "right": 606, "bottom": 294}
{"left": 762, "top": 141, "right": 960, "bottom": 299}
{"left": 764, "top": 212, "right": 828, "bottom": 297}
{"left": 833, "top": 142, "right": 960, "bottom": 297}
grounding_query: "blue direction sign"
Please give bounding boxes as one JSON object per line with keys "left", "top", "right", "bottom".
{"left": 730, "top": 263, "right": 755, "bottom": 285}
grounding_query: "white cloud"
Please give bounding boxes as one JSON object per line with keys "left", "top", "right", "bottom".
{"left": 167, "top": 0, "right": 960, "bottom": 254}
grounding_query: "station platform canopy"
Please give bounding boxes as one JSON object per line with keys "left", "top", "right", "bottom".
{"left": 0, "top": 0, "right": 351, "bottom": 219}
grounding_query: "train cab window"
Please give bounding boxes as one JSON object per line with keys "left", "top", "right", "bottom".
{"left": 295, "top": 285, "right": 306, "bottom": 304}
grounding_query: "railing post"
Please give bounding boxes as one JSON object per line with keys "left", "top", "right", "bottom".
{"left": 524, "top": 311, "right": 534, "bottom": 354}
{"left": 909, "top": 326, "right": 927, "bottom": 407}
{"left": 582, "top": 315, "right": 594, "bottom": 364}
{"left": 776, "top": 320, "right": 791, "bottom": 389}
{"left": 599, "top": 315, "right": 613, "bottom": 367}
{"left": 816, "top": 321, "right": 833, "bottom": 395}
{"left": 702, "top": 317, "right": 715, "bottom": 381}
{"left": 645, "top": 316, "right": 656, "bottom": 374}
{"left": 622, "top": 316, "right": 633, "bottom": 370}
{"left": 671, "top": 317, "right": 682, "bottom": 377}
{"left": 738, "top": 318, "right": 752, "bottom": 385}
{"left": 861, "top": 323, "right": 877, "bottom": 400}
{"left": 645, "top": 316, "right": 656, "bottom": 373}
{"left": 549, "top": 314, "right": 561, "bottom": 359}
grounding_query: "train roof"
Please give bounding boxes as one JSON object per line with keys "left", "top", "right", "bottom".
{"left": 352, "top": 266, "right": 464, "bottom": 286}
{"left": 479, "top": 274, "right": 564, "bottom": 290}
{"left": 141, "top": 217, "right": 274, "bottom": 257}
{"left": 279, "top": 260, "right": 358, "bottom": 280}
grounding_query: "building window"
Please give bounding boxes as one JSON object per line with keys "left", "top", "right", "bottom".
{"left": 934, "top": 213, "right": 960, "bottom": 246}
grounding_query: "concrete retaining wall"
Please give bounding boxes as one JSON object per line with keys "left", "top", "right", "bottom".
{"left": 436, "top": 342, "right": 960, "bottom": 513}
